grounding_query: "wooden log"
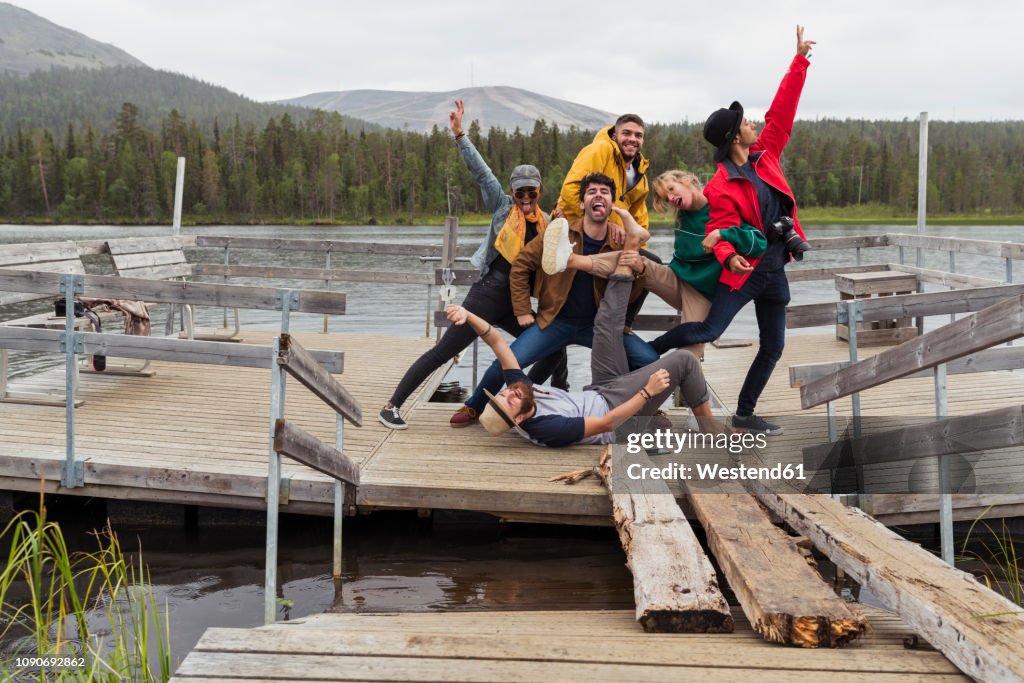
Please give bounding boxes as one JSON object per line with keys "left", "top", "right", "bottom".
{"left": 683, "top": 478, "right": 865, "bottom": 647}
{"left": 0, "top": 326, "right": 344, "bottom": 372}
{"left": 273, "top": 418, "right": 359, "bottom": 486}
{"left": 786, "top": 283, "right": 1024, "bottom": 329}
{"left": 789, "top": 345, "right": 1024, "bottom": 386}
{"left": 193, "top": 263, "right": 433, "bottom": 286}
{"left": 277, "top": 333, "right": 362, "bottom": 426}
{"left": 801, "top": 294, "right": 1024, "bottom": 408}
{"left": 0, "top": 269, "right": 348, "bottom": 315}
{"left": 748, "top": 486, "right": 1024, "bottom": 682}
{"left": 195, "top": 235, "right": 443, "bottom": 257}
{"left": 802, "top": 405, "right": 1024, "bottom": 470}
{"left": 596, "top": 446, "right": 733, "bottom": 633}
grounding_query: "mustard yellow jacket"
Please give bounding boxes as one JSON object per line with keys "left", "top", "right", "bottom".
{"left": 557, "top": 125, "right": 650, "bottom": 229}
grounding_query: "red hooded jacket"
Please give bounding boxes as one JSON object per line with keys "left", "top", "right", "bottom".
{"left": 705, "top": 54, "right": 811, "bottom": 291}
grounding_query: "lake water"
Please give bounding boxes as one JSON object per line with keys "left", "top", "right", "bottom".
{"left": 1, "top": 221, "right": 1022, "bottom": 667}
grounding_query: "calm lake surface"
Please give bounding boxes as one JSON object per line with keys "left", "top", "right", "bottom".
{"left": 1, "top": 221, "right": 1021, "bottom": 664}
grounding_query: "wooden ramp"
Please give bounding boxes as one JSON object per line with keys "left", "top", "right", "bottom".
{"left": 170, "top": 607, "right": 969, "bottom": 682}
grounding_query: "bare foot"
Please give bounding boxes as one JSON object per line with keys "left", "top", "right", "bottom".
{"left": 610, "top": 206, "right": 650, "bottom": 246}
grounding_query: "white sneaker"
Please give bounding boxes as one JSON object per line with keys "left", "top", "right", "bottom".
{"left": 542, "top": 218, "right": 572, "bottom": 275}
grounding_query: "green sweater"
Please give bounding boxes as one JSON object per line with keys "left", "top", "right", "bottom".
{"left": 667, "top": 204, "right": 767, "bottom": 301}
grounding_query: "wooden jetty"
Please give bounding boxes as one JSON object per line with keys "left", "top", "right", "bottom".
{"left": 170, "top": 607, "right": 971, "bottom": 682}
{"left": 4, "top": 229, "right": 1024, "bottom": 679}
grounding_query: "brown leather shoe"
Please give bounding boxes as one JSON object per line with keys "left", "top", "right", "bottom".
{"left": 651, "top": 410, "right": 672, "bottom": 430}
{"left": 449, "top": 406, "right": 479, "bottom": 428}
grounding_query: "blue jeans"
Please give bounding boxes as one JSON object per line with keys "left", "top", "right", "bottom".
{"left": 650, "top": 267, "right": 790, "bottom": 417}
{"left": 465, "top": 316, "right": 659, "bottom": 413}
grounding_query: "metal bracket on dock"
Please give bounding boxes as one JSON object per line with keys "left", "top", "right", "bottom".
{"left": 276, "top": 289, "right": 298, "bottom": 312}
{"left": 60, "top": 335, "right": 84, "bottom": 354}
{"left": 58, "top": 274, "right": 85, "bottom": 297}
{"left": 835, "top": 300, "right": 863, "bottom": 325}
{"left": 61, "top": 458, "right": 84, "bottom": 489}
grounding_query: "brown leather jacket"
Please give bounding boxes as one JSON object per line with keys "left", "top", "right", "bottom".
{"left": 510, "top": 219, "right": 642, "bottom": 329}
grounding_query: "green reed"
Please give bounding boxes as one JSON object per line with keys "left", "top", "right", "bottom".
{"left": 962, "top": 509, "right": 1023, "bottom": 615}
{"left": 0, "top": 499, "right": 172, "bottom": 681}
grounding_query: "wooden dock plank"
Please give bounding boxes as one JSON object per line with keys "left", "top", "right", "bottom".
{"left": 170, "top": 607, "right": 969, "bottom": 682}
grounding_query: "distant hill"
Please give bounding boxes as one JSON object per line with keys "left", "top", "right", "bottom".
{"left": 278, "top": 86, "right": 616, "bottom": 133}
{"left": 0, "top": 2, "right": 144, "bottom": 75}
{"left": 0, "top": 65, "right": 378, "bottom": 138}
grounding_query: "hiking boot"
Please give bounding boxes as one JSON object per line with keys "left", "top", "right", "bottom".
{"left": 731, "top": 413, "right": 784, "bottom": 435}
{"left": 542, "top": 217, "right": 573, "bottom": 275}
{"left": 378, "top": 405, "right": 408, "bottom": 430}
{"left": 449, "top": 405, "right": 479, "bottom": 428}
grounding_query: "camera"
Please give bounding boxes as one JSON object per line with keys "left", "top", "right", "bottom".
{"left": 767, "top": 216, "right": 811, "bottom": 261}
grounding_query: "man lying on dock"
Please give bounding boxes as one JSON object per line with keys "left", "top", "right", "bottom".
{"left": 445, "top": 213, "right": 713, "bottom": 447}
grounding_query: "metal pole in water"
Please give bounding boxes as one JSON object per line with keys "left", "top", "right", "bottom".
{"left": 334, "top": 415, "right": 344, "bottom": 579}
{"left": 264, "top": 334, "right": 283, "bottom": 624}
{"left": 172, "top": 157, "right": 185, "bottom": 237}
{"left": 916, "top": 113, "right": 928, "bottom": 269}
{"left": 935, "top": 363, "right": 954, "bottom": 565}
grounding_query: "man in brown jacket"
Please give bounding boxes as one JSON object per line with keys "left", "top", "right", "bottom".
{"left": 454, "top": 173, "right": 659, "bottom": 424}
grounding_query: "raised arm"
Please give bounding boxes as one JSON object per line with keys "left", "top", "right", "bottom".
{"left": 446, "top": 304, "right": 520, "bottom": 371}
{"left": 755, "top": 26, "right": 814, "bottom": 157}
{"left": 451, "top": 100, "right": 508, "bottom": 213}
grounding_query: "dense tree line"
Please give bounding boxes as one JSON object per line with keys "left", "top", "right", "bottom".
{"left": 2, "top": 101, "right": 1023, "bottom": 223}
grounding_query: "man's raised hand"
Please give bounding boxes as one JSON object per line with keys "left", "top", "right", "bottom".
{"left": 644, "top": 368, "right": 671, "bottom": 397}
{"left": 449, "top": 99, "right": 465, "bottom": 137}
{"left": 796, "top": 25, "right": 816, "bottom": 57}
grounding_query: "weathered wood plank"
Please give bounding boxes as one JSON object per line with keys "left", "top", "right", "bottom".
{"left": 111, "top": 249, "right": 188, "bottom": 270}
{"left": 0, "top": 241, "right": 80, "bottom": 266}
{"left": 115, "top": 262, "right": 194, "bottom": 280}
{"left": 0, "top": 326, "right": 344, "bottom": 371}
{"left": 683, "top": 478, "right": 866, "bottom": 647}
{"left": 787, "top": 284, "right": 1024, "bottom": 329}
{"left": 885, "top": 232, "right": 1020, "bottom": 259}
{"left": 800, "top": 294, "right": 1024, "bottom": 408}
{"left": 749, "top": 487, "right": 1024, "bottom": 682}
{"left": 596, "top": 447, "right": 733, "bottom": 633}
{"left": 273, "top": 419, "right": 359, "bottom": 485}
{"left": 105, "top": 236, "right": 195, "bottom": 255}
{"left": 790, "top": 345, "right": 1024, "bottom": 386}
{"left": 802, "top": 405, "right": 1024, "bottom": 470}
{"left": 887, "top": 264, "right": 1004, "bottom": 289}
{"left": 193, "top": 263, "right": 432, "bottom": 286}
{"left": 834, "top": 271, "right": 918, "bottom": 296}
{"left": 787, "top": 264, "right": 890, "bottom": 283}
{"left": 278, "top": 333, "right": 361, "bottom": 426}
{"left": 0, "top": 269, "right": 348, "bottom": 315}
{"left": 807, "top": 235, "right": 890, "bottom": 251}
{"left": 432, "top": 269, "right": 481, "bottom": 285}
{"left": 195, "top": 235, "right": 442, "bottom": 257}
{"left": 433, "top": 311, "right": 683, "bottom": 331}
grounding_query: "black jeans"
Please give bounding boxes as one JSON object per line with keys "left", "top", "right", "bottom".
{"left": 649, "top": 267, "right": 790, "bottom": 417}
{"left": 388, "top": 269, "right": 567, "bottom": 408}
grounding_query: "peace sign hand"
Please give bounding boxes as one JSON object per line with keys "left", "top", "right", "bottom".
{"left": 796, "top": 25, "right": 816, "bottom": 57}
{"left": 449, "top": 100, "right": 465, "bottom": 137}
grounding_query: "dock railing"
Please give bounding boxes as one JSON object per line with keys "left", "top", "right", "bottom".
{"left": 265, "top": 330, "right": 362, "bottom": 625}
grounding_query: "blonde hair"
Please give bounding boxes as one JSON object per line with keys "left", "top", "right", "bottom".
{"left": 651, "top": 169, "right": 703, "bottom": 213}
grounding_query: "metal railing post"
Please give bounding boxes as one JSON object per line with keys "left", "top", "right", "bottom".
{"left": 935, "top": 362, "right": 953, "bottom": 565}
{"left": 846, "top": 300, "right": 862, "bottom": 437}
{"left": 1007, "top": 258, "right": 1013, "bottom": 284}
{"left": 855, "top": 246, "right": 861, "bottom": 266}
{"left": 60, "top": 273, "right": 85, "bottom": 488}
{"left": 264, "top": 289, "right": 296, "bottom": 624}
{"left": 425, "top": 285, "right": 433, "bottom": 339}
{"left": 949, "top": 251, "right": 956, "bottom": 324}
{"left": 333, "top": 414, "right": 344, "bottom": 580}
{"left": 223, "top": 246, "right": 230, "bottom": 327}
{"left": 323, "top": 251, "right": 331, "bottom": 334}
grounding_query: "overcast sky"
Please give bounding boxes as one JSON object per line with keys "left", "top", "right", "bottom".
{"left": 13, "top": 0, "right": 1023, "bottom": 123}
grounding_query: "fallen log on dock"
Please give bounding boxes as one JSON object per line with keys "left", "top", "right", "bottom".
{"left": 597, "top": 447, "right": 733, "bottom": 633}
{"left": 683, "top": 478, "right": 866, "bottom": 647}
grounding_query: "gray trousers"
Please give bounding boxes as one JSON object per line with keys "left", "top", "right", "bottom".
{"left": 586, "top": 275, "right": 709, "bottom": 415}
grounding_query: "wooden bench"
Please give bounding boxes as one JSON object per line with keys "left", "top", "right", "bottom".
{"left": 0, "top": 241, "right": 96, "bottom": 405}
{"left": 105, "top": 236, "right": 241, "bottom": 341}
{"left": 834, "top": 271, "right": 920, "bottom": 346}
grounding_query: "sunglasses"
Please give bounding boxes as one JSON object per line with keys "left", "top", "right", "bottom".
{"left": 513, "top": 188, "right": 539, "bottom": 200}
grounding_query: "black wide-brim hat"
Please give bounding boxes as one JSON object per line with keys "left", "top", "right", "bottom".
{"left": 703, "top": 101, "right": 744, "bottom": 163}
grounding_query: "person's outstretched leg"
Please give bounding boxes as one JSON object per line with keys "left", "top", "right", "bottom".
{"left": 649, "top": 280, "right": 753, "bottom": 355}
{"left": 733, "top": 270, "right": 790, "bottom": 433}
